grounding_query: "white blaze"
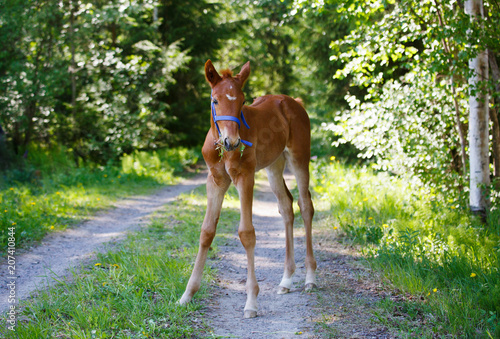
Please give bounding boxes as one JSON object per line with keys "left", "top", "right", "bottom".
{"left": 226, "top": 94, "right": 237, "bottom": 101}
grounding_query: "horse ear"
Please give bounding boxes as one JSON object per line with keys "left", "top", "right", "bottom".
{"left": 205, "top": 59, "right": 222, "bottom": 88}
{"left": 235, "top": 61, "right": 250, "bottom": 87}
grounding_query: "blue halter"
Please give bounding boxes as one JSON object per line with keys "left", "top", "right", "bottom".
{"left": 211, "top": 92, "right": 253, "bottom": 147}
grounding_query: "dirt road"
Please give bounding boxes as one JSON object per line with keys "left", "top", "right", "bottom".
{"left": 204, "top": 175, "right": 317, "bottom": 338}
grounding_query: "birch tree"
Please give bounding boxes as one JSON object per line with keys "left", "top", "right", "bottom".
{"left": 465, "top": 0, "right": 490, "bottom": 214}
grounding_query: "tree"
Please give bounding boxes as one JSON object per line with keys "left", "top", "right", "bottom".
{"left": 157, "top": 0, "right": 231, "bottom": 147}
{"left": 0, "top": 0, "right": 207, "bottom": 163}
{"left": 0, "top": 0, "right": 66, "bottom": 156}
{"left": 214, "top": 0, "right": 298, "bottom": 99}
{"left": 465, "top": 0, "right": 490, "bottom": 214}
{"left": 326, "top": 0, "right": 469, "bottom": 192}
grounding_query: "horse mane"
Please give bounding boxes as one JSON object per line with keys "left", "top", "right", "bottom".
{"left": 221, "top": 69, "right": 233, "bottom": 78}
{"left": 294, "top": 97, "right": 305, "bottom": 108}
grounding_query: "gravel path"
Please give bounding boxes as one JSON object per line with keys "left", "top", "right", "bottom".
{"left": 0, "top": 172, "right": 207, "bottom": 314}
{"left": 204, "top": 174, "right": 317, "bottom": 338}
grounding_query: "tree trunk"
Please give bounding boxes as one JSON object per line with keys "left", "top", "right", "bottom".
{"left": 70, "top": 0, "right": 76, "bottom": 111}
{"left": 153, "top": 3, "right": 158, "bottom": 22}
{"left": 451, "top": 77, "right": 468, "bottom": 177}
{"left": 488, "top": 49, "right": 500, "bottom": 183}
{"left": 465, "top": 0, "right": 490, "bottom": 215}
{"left": 433, "top": 1, "right": 467, "bottom": 176}
{"left": 23, "top": 101, "right": 37, "bottom": 149}
{"left": 68, "top": 0, "right": 82, "bottom": 167}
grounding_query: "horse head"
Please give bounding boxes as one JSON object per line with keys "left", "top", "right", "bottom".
{"left": 205, "top": 59, "right": 250, "bottom": 152}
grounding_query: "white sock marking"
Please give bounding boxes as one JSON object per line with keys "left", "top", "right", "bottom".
{"left": 279, "top": 277, "right": 293, "bottom": 289}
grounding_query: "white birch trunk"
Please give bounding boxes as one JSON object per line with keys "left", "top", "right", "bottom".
{"left": 465, "top": 0, "right": 490, "bottom": 213}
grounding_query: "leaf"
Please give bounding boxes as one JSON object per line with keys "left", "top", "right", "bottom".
{"left": 133, "top": 40, "right": 161, "bottom": 52}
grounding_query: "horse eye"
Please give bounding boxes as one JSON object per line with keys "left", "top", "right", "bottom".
{"left": 213, "top": 99, "right": 218, "bottom": 105}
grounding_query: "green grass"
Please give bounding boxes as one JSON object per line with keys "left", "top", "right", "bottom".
{"left": 0, "top": 145, "right": 200, "bottom": 252}
{"left": 311, "top": 158, "right": 500, "bottom": 338}
{"left": 2, "top": 184, "right": 242, "bottom": 338}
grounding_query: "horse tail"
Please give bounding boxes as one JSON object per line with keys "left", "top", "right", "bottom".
{"left": 294, "top": 97, "right": 305, "bottom": 108}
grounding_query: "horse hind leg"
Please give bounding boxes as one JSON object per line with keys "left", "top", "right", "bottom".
{"left": 285, "top": 150, "right": 317, "bottom": 291}
{"left": 266, "top": 155, "right": 296, "bottom": 294}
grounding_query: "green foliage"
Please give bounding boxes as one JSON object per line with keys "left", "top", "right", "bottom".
{"left": 157, "top": 0, "right": 231, "bottom": 147}
{"left": 0, "top": 0, "right": 66, "bottom": 154}
{"left": 288, "top": 0, "right": 356, "bottom": 116}
{"left": 214, "top": 0, "right": 296, "bottom": 98}
{"left": 2, "top": 0, "right": 499, "bottom": 199}
{"left": 312, "top": 159, "right": 500, "bottom": 337}
{"left": 329, "top": 66, "right": 467, "bottom": 195}
{"left": 0, "top": 0, "right": 228, "bottom": 163}
{"left": 322, "top": 0, "right": 500, "bottom": 200}
{"left": 121, "top": 148, "right": 199, "bottom": 179}
{"left": 0, "top": 145, "right": 199, "bottom": 252}
{"left": 216, "top": 0, "right": 353, "bottom": 121}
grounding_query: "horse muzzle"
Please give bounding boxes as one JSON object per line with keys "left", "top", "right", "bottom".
{"left": 223, "top": 137, "right": 241, "bottom": 152}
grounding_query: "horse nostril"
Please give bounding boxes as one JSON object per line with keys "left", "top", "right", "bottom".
{"left": 223, "top": 137, "right": 240, "bottom": 151}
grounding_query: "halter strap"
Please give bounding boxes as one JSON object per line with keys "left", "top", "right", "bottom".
{"left": 211, "top": 92, "right": 253, "bottom": 147}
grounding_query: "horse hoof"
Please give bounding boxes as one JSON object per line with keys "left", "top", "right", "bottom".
{"left": 304, "top": 283, "right": 317, "bottom": 292}
{"left": 177, "top": 293, "right": 191, "bottom": 305}
{"left": 244, "top": 310, "right": 258, "bottom": 318}
{"left": 277, "top": 286, "right": 290, "bottom": 295}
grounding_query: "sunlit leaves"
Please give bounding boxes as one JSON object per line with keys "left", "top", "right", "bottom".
{"left": 329, "top": 64, "right": 468, "bottom": 195}
{"left": 321, "top": 0, "right": 500, "bottom": 197}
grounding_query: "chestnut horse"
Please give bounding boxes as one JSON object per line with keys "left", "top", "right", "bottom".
{"left": 178, "top": 60, "right": 316, "bottom": 318}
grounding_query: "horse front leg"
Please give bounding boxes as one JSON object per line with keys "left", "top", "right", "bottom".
{"left": 234, "top": 171, "right": 259, "bottom": 318}
{"left": 178, "top": 171, "right": 230, "bottom": 305}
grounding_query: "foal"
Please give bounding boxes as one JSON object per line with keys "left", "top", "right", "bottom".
{"left": 178, "top": 60, "right": 316, "bottom": 318}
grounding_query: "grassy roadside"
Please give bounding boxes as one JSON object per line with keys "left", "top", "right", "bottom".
{"left": 1, "top": 184, "right": 241, "bottom": 338}
{"left": 0, "top": 146, "right": 200, "bottom": 253}
{"left": 311, "top": 158, "right": 500, "bottom": 338}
